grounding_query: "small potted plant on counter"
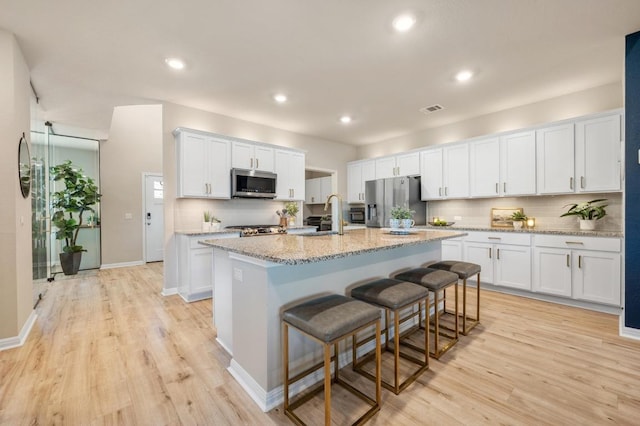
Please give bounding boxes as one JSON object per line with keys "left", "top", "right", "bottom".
{"left": 211, "top": 216, "right": 221, "bottom": 232}
{"left": 560, "top": 198, "right": 608, "bottom": 231}
{"left": 511, "top": 211, "right": 528, "bottom": 229}
{"left": 284, "top": 201, "right": 299, "bottom": 226}
{"left": 390, "top": 205, "right": 416, "bottom": 229}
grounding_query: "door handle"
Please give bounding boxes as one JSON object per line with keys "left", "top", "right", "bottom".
{"left": 445, "top": 187, "right": 448, "bottom": 196}
{"left": 250, "top": 158, "right": 254, "bottom": 168}
{"left": 256, "top": 158, "right": 259, "bottom": 169}
{"left": 146, "top": 212, "right": 151, "bottom": 225}
{"left": 439, "top": 187, "right": 442, "bottom": 196}
{"left": 497, "top": 248, "right": 500, "bottom": 260}
{"left": 570, "top": 177, "right": 574, "bottom": 190}
{"left": 489, "top": 248, "right": 492, "bottom": 259}
{"left": 580, "top": 176, "right": 585, "bottom": 189}
{"left": 503, "top": 182, "right": 506, "bottom": 193}
{"left": 566, "top": 254, "right": 570, "bottom": 267}
{"left": 578, "top": 255, "right": 582, "bottom": 269}
{"left": 495, "top": 183, "right": 499, "bottom": 194}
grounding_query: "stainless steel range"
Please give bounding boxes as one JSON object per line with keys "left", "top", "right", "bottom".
{"left": 225, "top": 225, "right": 287, "bottom": 237}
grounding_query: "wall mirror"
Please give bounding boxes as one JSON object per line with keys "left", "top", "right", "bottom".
{"left": 18, "top": 132, "right": 31, "bottom": 198}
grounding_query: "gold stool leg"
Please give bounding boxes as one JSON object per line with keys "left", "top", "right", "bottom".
{"left": 283, "top": 322, "right": 289, "bottom": 411}
{"left": 324, "top": 343, "right": 331, "bottom": 426}
{"left": 462, "top": 278, "right": 467, "bottom": 334}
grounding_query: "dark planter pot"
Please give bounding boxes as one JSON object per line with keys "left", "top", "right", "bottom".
{"left": 59, "top": 252, "right": 82, "bottom": 275}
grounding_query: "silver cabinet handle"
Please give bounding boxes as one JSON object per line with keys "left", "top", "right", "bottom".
{"left": 496, "top": 183, "right": 499, "bottom": 194}
{"left": 256, "top": 158, "right": 259, "bottom": 169}
{"left": 566, "top": 254, "right": 570, "bottom": 267}
{"left": 439, "top": 187, "right": 442, "bottom": 196}
{"left": 497, "top": 248, "right": 500, "bottom": 260}
{"left": 570, "top": 177, "right": 573, "bottom": 190}
{"left": 488, "top": 237, "right": 501, "bottom": 240}
{"left": 445, "top": 187, "right": 448, "bottom": 196}
{"left": 581, "top": 176, "right": 585, "bottom": 189}
{"left": 489, "top": 248, "right": 492, "bottom": 259}
{"left": 250, "top": 158, "right": 254, "bottom": 168}
{"left": 565, "top": 241, "right": 584, "bottom": 245}
{"left": 578, "top": 255, "right": 582, "bottom": 269}
{"left": 503, "top": 182, "right": 506, "bottom": 193}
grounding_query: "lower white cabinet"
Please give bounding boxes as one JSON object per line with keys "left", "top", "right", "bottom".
{"left": 463, "top": 232, "right": 532, "bottom": 290}
{"left": 177, "top": 233, "right": 239, "bottom": 302}
{"left": 532, "top": 235, "right": 621, "bottom": 306}
{"left": 441, "top": 238, "right": 464, "bottom": 261}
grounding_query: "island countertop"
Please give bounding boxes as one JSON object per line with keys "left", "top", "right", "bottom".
{"left": 200, "top": 227, "right": 465, "bottom": 265}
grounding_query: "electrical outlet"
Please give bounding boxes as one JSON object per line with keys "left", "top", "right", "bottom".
{"left": 454, "top": 215, "right": 462, "bottom": 221}
{"left": 233, "top": 267, "right": 243, "bottom": 282}
{"left": 124, "top": 213, "right": 133, "bottom": 220}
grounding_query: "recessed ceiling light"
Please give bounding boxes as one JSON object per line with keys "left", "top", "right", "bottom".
{"left": 273, "top": 93, "right": 287, "bottom": 103}
{"left": 165, "top": 58, "right": 185, "bottom": 70}
{"left": 392, "top": 14, "right": 416, "bottom": 32}
{"left": 455, "top": 70, "right": 473, "bottom": 82}
{"left": 340, "top": 115, "right": 352, "bottom": 124}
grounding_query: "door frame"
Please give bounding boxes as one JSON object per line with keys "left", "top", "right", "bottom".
{"left": 142, "top": 172, "right": 163, "bottom": 263}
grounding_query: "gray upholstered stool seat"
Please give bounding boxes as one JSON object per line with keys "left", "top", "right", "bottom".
{"left": 351, "top": 278, "right": 430, "bottom": 394}
{"left": 283, "top": 294, "right": 381, "bottom": 425}
{"left": 393, "top": 267, "right": 459, "bottom": 359}
{"left": 429, "top": 261, "right": 481, "bottom": 335}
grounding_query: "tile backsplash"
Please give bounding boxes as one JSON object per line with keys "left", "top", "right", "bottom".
{"left": 425, "top": 192, "right": 622, "bottom": 231}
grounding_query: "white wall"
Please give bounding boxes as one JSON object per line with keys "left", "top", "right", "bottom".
{"left": 101, "top": 104, "right": 162, "bottom": 266}
{"left": 0, "top": 30, "right": 33, "bottom": 340}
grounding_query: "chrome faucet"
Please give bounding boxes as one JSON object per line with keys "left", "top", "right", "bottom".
{"left": 324, "top": 193, "right": 344, "bottom": 235}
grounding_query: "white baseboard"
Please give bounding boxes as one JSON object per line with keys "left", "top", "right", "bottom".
{"left": 0, "top": 310, "right": 37, "bottom": 352}
{"left": 215, "top": 337, "right": 233, "bottom": 356}
{"left": 161, "top": 288, "right": 178, "bottom": 297}
{"left": 100, "top": 260, "right": 145, "bottom": 270}
{"left": 619, "top": 315, "right": 640, "bottom": 340}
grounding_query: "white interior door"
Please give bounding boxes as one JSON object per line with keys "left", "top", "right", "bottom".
{"left": 144, "top": 174, "right": 164, "bottom": 262}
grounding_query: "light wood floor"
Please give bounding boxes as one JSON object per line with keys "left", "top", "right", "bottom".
{"left": 1, "top": 263, "right": 640, "bottom": 425}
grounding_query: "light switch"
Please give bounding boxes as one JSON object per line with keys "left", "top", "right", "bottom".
{"left": 124, "top": 213, "right": 133, "bottom": 220}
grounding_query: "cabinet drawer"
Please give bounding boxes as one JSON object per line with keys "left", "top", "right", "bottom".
{"left": 464, "top": 231, "right": 531, "bottom": 246}
{"left": 533, "top": 235, "right": 620, "bottom": 252}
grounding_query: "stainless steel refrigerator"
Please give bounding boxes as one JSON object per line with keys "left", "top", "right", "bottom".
{"left": 365, "top": 176, "right": 426, "bottom": 227}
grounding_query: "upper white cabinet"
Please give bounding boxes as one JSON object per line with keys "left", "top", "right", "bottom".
{"left": 420, "top": 144, "right": 469, "bottom": 200}
{"left": 375, "top": 152, "right": 420, "bottom": 179}
{"left": 536, "top": 124, "right": 575, "bottom": 194}
{"left": 232, "top": 141, "right": 274, "bottom": 172}
{"left": 500, "top": 131, "right": 537, "bottom": 196}
{"left": 469, "top": 137, "right": 500, "bottom": 197}
{"left": 176, "top": 130, "right": 231, "bottom": 199}
{"left": 575, "top": 113, "right": 622, "bottom": 192}
{"left": 275, "top": 149, "right": 305, "bottom": 201}
{"left": 305, "top": 176, "right": 332, "bottom": 204}
{"left": 347, "top": 160, "right": 376, "bottom": 203}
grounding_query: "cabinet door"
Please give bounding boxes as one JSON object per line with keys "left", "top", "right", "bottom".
{"left": 575, "top": 114, "right": 621, "bottom": 192}
{"left": 495, "top": 244, "right": 531, "bottom": 290}
{"left": 208, "top": 136, "right": 231, "bottom": 199}
{"left": 362, "top": 160, "right": 376, "bottom": 189}
{"left": 319, "top": 176, "right": 332, "bottom": 203}
{"left": 573, "top": 251, "right": 621, "bottom": 305}
{"left": 254, "top": 146, "right": 274, "bottom": 172}
{"left": 443, "top": 144, "right": 469, "bottom": 198}
{"left": 231, "top": 141, "right": 254, "bottom": 169}
{"left": 289, "top": 152, "right": 306, "bottom": 200}
{"left": 500, "top": 131, "right": 536, "bottom": 196}
{"left": 178, "top": 132, "right": 209, "bottom": 197}
{"left": 441, "top": 240, "right": 463, "bottom": 261}
{"left": 347, "top": 162, "right": 364, "bottom": 203}
{"left": 536, "top": 124, "right": 575, "bottom": 194}
{"left": 305, "top": 178, "right": 322, "bottom": 204}
{"left": 420, "top": 149, "right": 444, "bottom": 200}
{"left": 464, "top": 242, "right": 494, "bottom": 284}
{"left": 397, "top": 152, "right": 420, "bottom": 176}
{"left": 375, "top": 156, "right": 397, "bottom": 179}
{"left": 189, "top": 247, "right": 214, "bottom": 297}
{"left": 532, "top": 247, "right": 572, "bottom": 297}
{"left": 275, "top": 150, "right": 305, "bottom": 200}
{"left": 470, "top": 137, "right": 500, "bottom": 197}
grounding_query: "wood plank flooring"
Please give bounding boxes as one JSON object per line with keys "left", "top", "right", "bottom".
{"left": 1, "top": 263, "right": 640, "bottom": 425}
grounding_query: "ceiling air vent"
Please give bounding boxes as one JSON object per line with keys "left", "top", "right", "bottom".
{"left": 419, "top": 104, "right": 444, "bottom": 115}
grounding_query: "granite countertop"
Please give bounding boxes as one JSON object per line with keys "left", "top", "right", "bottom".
{"left": 419, "top": 224, "right": 623, "bottom": 238}
{"left": 200, "top": 228, "right": 466, "bottom": 265}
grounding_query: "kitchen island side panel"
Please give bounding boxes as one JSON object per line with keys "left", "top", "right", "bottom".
{"left": 625, "top": 30, "right": 640, "bottom": 330}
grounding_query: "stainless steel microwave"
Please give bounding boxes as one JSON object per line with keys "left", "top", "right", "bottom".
{"left": 231, "top": 168, "right": 277, "bottom": 198}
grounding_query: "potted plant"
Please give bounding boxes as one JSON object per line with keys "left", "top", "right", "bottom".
{"left": 511, "top": 211, "right": 528, "bottom": 229}
{"left": 211, "top": 215, "right": 221, "bottom": 232}
{"left": 203, "top": 211, "right": 212, "bottom": 232}
{"left": 284, "top": 201, "right": 299, "bottom": 226}
{"left": 50, "top": 161, "right": 101, "bottom": 275}
{"left": 560, "top": 198, "right": 608, "bottom": 230}
{"left": 390, "top": 205, "right": 416, "bottom": 229}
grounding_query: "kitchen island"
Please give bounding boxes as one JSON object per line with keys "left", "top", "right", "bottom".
{"left": 201, "top": 227, "right": 465, "bottom": 411}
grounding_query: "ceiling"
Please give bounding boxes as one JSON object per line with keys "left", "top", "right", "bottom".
{"left": 1, "top": 0, "right": 640, "bottom": 145}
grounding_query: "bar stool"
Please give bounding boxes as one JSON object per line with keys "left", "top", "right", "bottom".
{"left": 282, "top": 294, "right": 382, "bottom": 426}
{"left": 350, "top": 278, "right": 430, "bottom": 394}
{"left": 393, "top": 268, "right": 459, "bottom": 359}
{"left": 428, "top": 261, "right": 481, "bottom": 335}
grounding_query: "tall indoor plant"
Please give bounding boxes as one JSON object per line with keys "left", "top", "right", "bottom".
{"left": 51, "top": 160, "right": 101, "bottom": 275}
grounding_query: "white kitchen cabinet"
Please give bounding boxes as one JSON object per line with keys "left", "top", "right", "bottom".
{"left": 500, "top": 131, "right": 537, "bottom": 196}
{"left": 275, "top": 149, "right": 305, "bottom": 201}
{"left": 536, "top": 123, "right": 575, "bottom": 194}
{"left": 305, "top": 176, "right": 332, "bottom": 204}
{"left": 232, "top": 141, "right": 274, "bottom": 172}
{"left": 177, "top": 232, "right": 239, "bottom": 302}
{"left": 575, "top": 113, "right": 622, "bottom": 192}
{"left": 441, "top": 238, "right": 464, "bottom": 262}
{"left": 176, "top": 129, "right": 231, "bottom": 199}
{"left": 420, "top": 144, "right": 469, "bottom": 200}
{"left": 375, "top": 152, "right": 420, "bottom": 179}
{"left": 463, "top": 232, "right": 531, "bottom": 290}
{"left": 347, "top": 160, "right": 376, "bottom": 203}
{"left": 532, "top": 235, "right": 621, "bottom": 306}
{"left": 469, "top": 132, "right": 536, "bottom": 198}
